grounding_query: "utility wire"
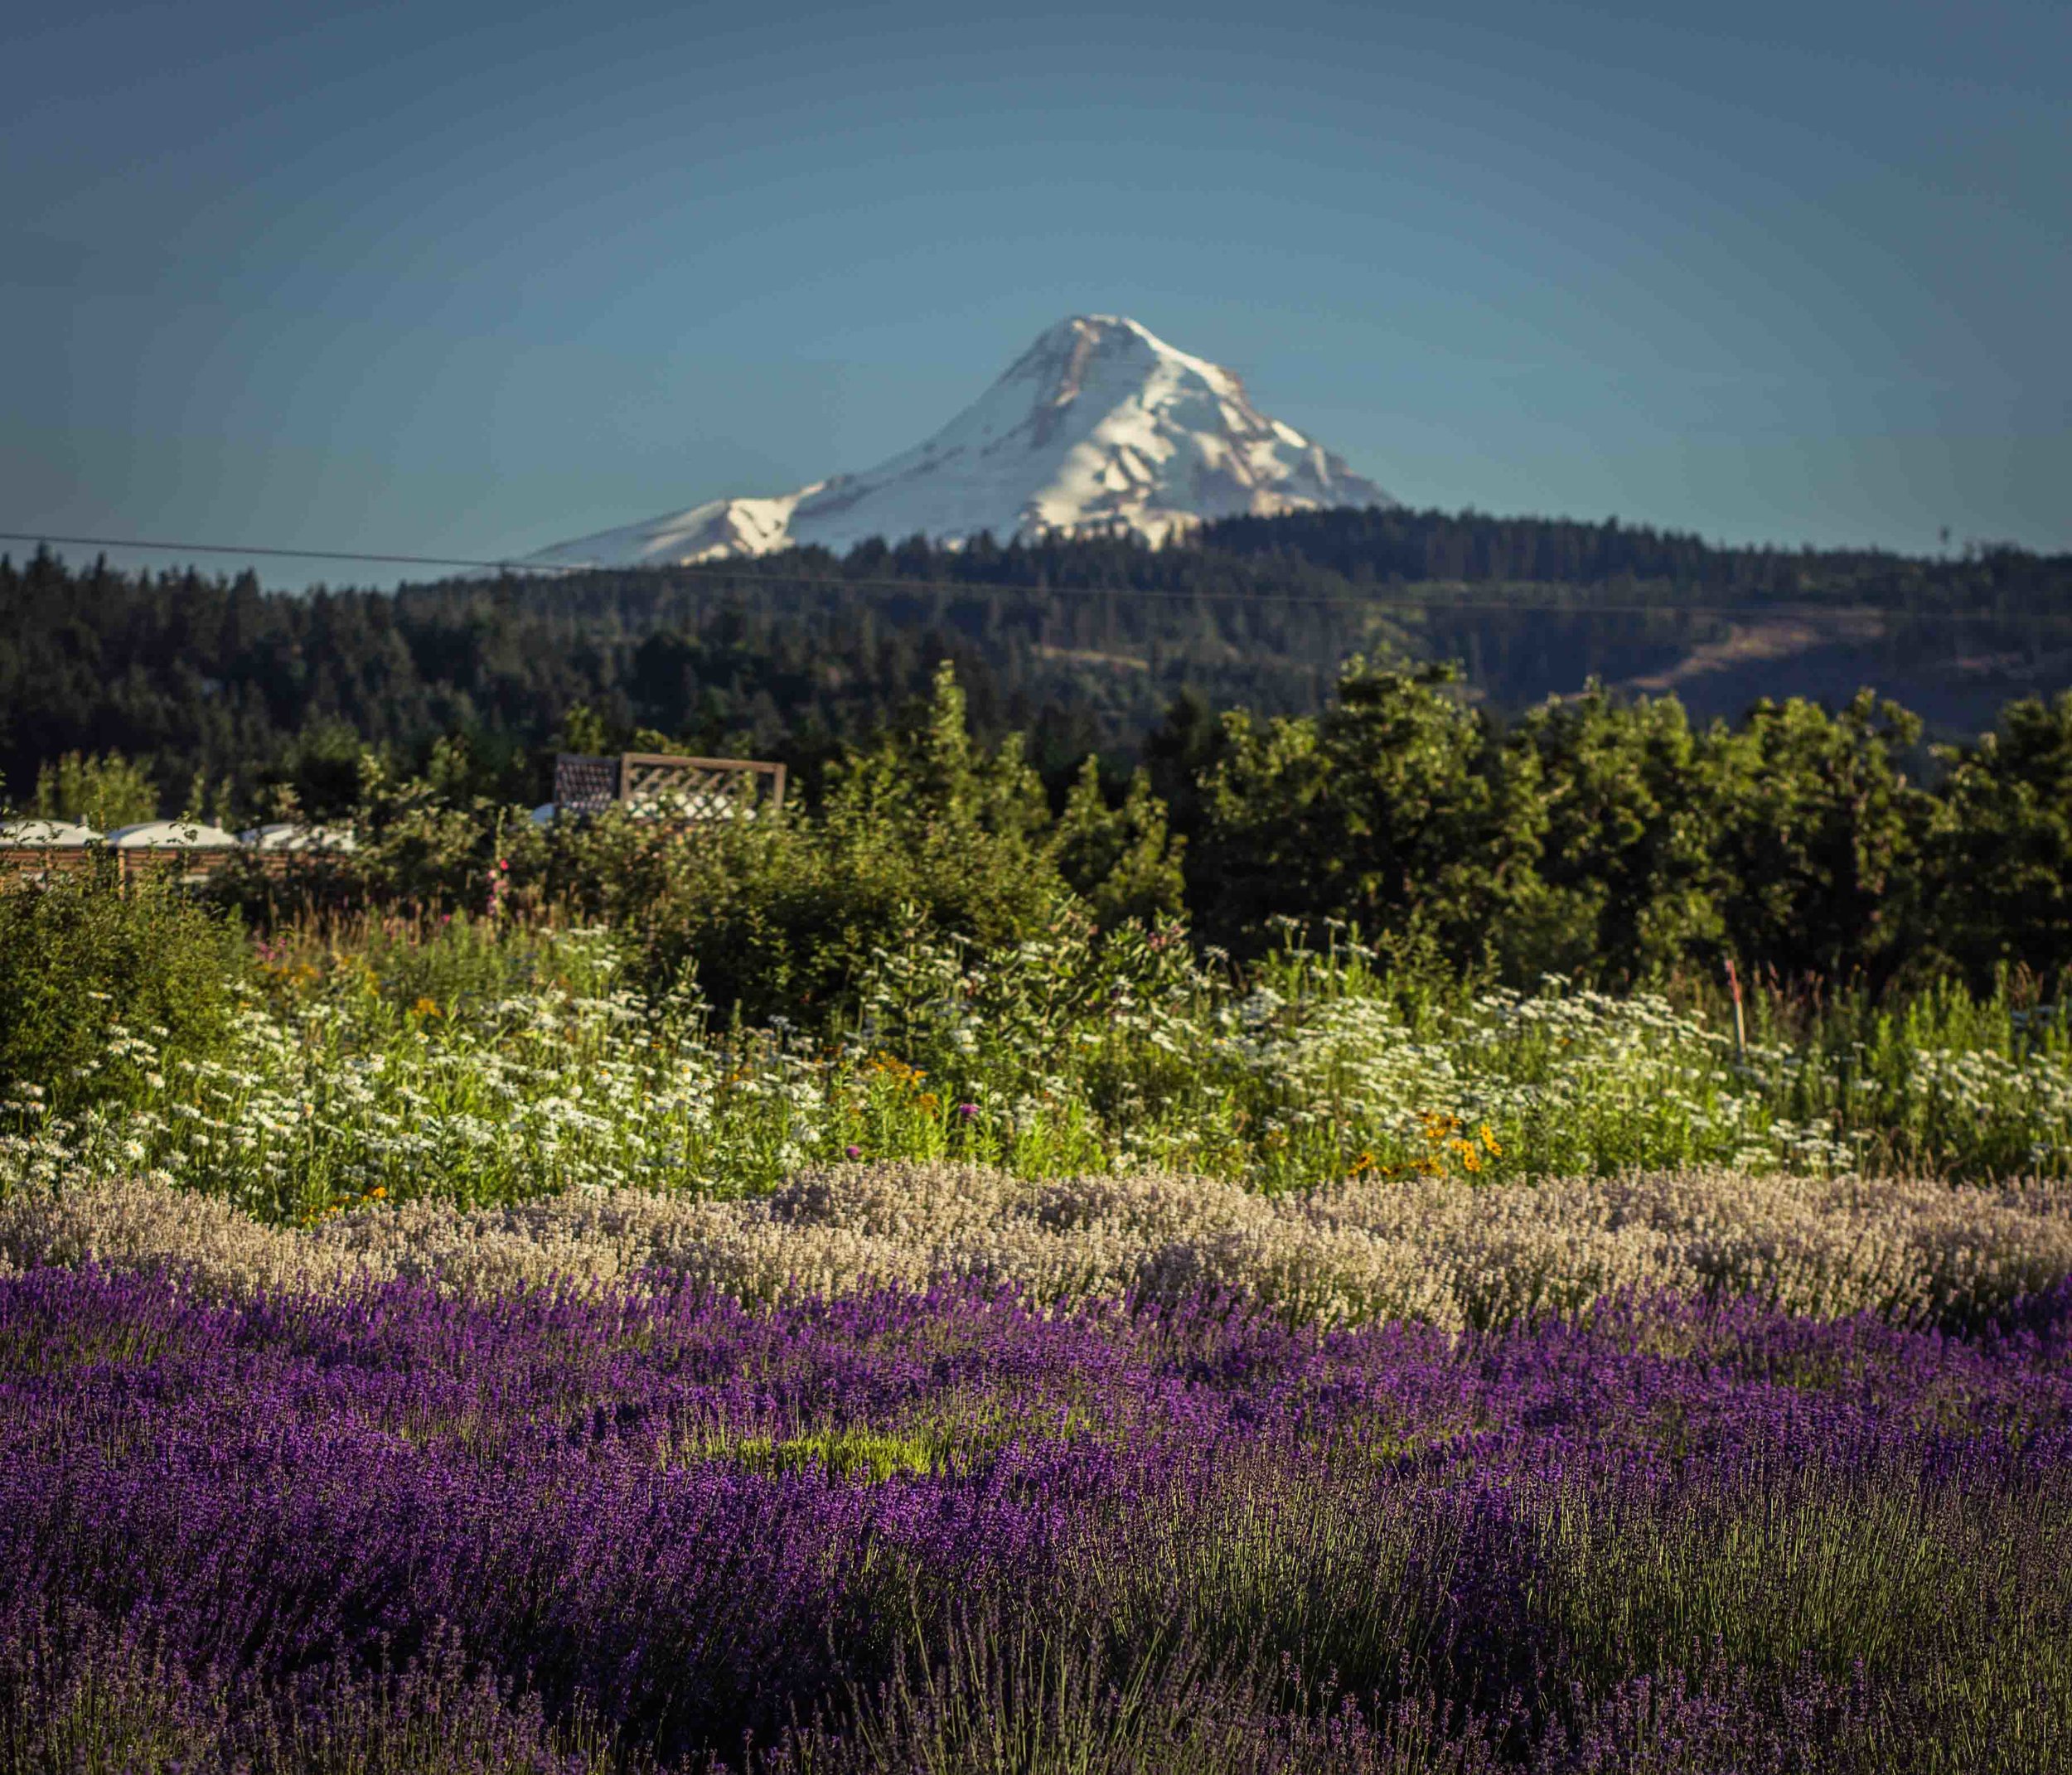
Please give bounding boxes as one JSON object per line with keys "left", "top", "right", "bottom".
{"left": 3, "top": 526, "right": 2063, "bottom": 626}
{"left": 0, "top": 530, "right": 584, "bottom": 575}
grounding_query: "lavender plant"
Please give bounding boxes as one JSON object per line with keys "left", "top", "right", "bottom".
{"left": 9, "top": 1162, "right": 2072, "bottom": 1333}
{"left": 3, "top": 1262, "right": 2070, "bottom": 1771}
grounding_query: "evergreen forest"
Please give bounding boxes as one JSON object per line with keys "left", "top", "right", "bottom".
{"left": 5, "top": 507, "right": 2068, "bottom": 819}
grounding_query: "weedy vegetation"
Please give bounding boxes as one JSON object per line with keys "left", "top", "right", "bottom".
{"left": 2, "top": 659, "right": 2070, "bottom": 1770}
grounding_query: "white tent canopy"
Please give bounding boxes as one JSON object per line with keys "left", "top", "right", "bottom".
{"left": 104, "top": 820, "right": 240, "bottom": 849}
{"left": 0, "top": 820, "right": 102, "bottom": 846}
{"left": 239, "top": 823, "right": 358, "bottom": 853}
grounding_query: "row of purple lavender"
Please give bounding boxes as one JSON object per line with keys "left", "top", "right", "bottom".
{"left": 5, "top": 1263, "right": 2070, "bottom": 1771}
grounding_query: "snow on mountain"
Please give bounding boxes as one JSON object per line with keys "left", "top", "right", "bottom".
{"left": 524, "top": 316, "right": 1397, "bottom": 568}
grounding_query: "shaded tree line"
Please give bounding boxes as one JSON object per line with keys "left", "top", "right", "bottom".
{"left": 1166, "top": 661, "right": 2072, "bottom": 990}
{"left": 6, "top": 510, "right": 2071, "bottom": 878}
{"left": 6, "top": 517, "right": 2070, "bottom": 820}
{"left": 7, "top": 584, "right": 2070, "bottom": 995}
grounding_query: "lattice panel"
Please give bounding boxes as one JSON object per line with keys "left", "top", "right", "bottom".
{"left": 553, "top": 753, "right": 620, "bottom": 814}
{"left": 621, "top": 755, "right": 784, "bottom": 819}
{"left": 555, "top": 753, "right": 785, "bottom": 820}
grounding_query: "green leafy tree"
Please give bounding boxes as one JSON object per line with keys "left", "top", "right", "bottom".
{"left": 558, "top": 702, "right": 612, "bottom": 757}
{"left": 1926, "top": 690, "right": 2072, "bottom": 982}
{"left": 27, "top": 751, "right": 158, "bottom": 829}
{"left": 1191, "top": 659, "right": 1540, "bottom": 966}
{"left": 1707, "top": 691, "right": 1929, "bottom": 982}
{"left": 1052, "top": 757, "right": 1186, "bottom": 928}
{"left": 1502, "top": 686, "right": 1726, "bottom": 981}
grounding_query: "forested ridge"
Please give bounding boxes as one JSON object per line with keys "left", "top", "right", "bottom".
{"left": 1203, "top": 505, "right": 2064, "bottom": 602}
{"left": 4, "top": 508, "right": 2069, "bottom": 817}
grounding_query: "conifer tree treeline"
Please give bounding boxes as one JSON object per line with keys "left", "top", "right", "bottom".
{"left": 5, "top": 530, "right": 2070, "bottom": 990}
{"left": 3, "top": 511, "right": 2067, "bottom": 820}
{"left": 1202, "top": 505, "right": 2060, "bottom": 603}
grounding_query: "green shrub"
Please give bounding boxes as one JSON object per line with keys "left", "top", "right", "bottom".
{"left": 572, "top": 665, "right": 1142, "bottom": 1021}
{"left": 0, "top": 868, "right": 247, "bottom": 1113}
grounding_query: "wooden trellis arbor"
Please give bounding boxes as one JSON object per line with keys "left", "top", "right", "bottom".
{"left": 552, "top": 752, "right": 787, "bottom": 821}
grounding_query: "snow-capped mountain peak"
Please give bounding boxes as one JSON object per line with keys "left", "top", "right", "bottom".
{"left": 524, "top": 315, "right": 1394, "bottom": 567}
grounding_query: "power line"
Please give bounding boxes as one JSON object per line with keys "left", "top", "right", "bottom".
{"left": 3, "top": 525, "right": 2062, "bottom": 626}
{"left": 0, "top": 530, "right": 583, "bottom": 575}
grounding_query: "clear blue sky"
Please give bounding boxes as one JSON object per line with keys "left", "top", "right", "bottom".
{"left": 5, "top": 0, "right": 2065, "bottom": 588}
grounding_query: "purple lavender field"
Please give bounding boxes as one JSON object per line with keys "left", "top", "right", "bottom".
{"left": 5, "top": 1255, "right": 2070, "bottom": 1773}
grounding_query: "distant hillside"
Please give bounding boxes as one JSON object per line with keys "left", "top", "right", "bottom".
{"left": 4, "top": 510, "right": 2068, "bottom": 815}
{"left": 1197, "top": 506, "right": 2072, "bottom": 733}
